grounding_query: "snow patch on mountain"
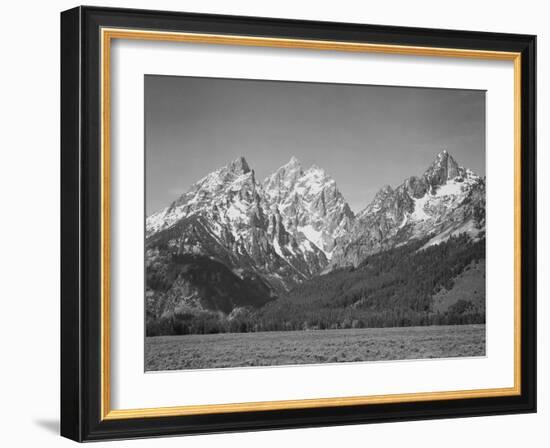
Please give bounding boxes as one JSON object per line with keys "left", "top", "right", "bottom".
{"left": 411, "top": 195, "right": 430, "bottom": 221}
{"left": 298, "top": 224, "right": 331, "bottom": 258}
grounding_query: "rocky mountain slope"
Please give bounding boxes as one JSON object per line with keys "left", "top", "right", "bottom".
{"left": 329, "top": 151, "right": 485, "bottom": 268}
{"left": 146, "top": 156, "right": 353, "bottom": 319}
{"left": 262, "top": 156, "right": 354, "bottom": 259}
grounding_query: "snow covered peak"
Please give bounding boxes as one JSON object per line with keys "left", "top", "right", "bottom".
{"left": 264, "top": 159, "right": 337, "bottom": 202}
{"left": 272, "top": 156, "right": 306, "bottom": 174}
{"left": 266, "top": 155, "right": 338, "bottom": 186}
{"left": 262, "top": 161, "right": 353, "bottom": 259}
{"left": 279, "top": 155, "right": 303, "bottom": 172}
{"left": 330, "top": 150, "right": 485, "bottom": 268}
{"left": 263, "top": 157, "right": 304, "bottom": 198}
{"left": 359, "top": 151, "right": 480, "bottom": 219}
{"left": 146, "top": 157, "right": 259, "bottom": 237}
{"left": 287, "top": 156, "right": 301, "bottom": 166}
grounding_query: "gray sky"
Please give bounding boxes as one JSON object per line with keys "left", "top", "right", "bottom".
{"left": 145, "top": 75, "right": 485, "bottom": 215}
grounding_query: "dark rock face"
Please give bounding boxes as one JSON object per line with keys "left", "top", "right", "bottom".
{"left": 228, "top": 156, "right": 251, "bottom": 175}
{"left": 403, "top": 176, "right": 428, "bottom": 199}
{"left": 424, "top": 150, "right": 463, "bottom": 187}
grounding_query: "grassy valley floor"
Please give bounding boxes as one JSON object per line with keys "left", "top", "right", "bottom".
{"left": 145, "top": 324, "right": 485, "bottom": 371}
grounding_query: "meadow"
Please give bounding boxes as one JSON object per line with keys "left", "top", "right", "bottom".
{"left": 145, "top": 324, "right": 485, "bottom": 371}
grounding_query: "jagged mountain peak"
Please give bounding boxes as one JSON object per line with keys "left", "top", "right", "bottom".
{"left": 262, "top": 157, "right": 304, "bottom": 196}
{"left": 146, "top": 156, "right": 259, "bottom": 238}
{"left": 146, "top": 154, "right": 332, "bottom": 296}
{"left": 276, "top": 156, "right": 303, "bottom": 173}
{"left": 375, "top": 184, "right": 394, "bottom": 198}
{"left": 329, "top": 150, "right": 485, "bottom": 269}
{"left": 191, "top": 156, "right": 254, "bottom": 192}
{"left": 362, "top": 149, "right": 469, "bottom": 218}
{"left": 287, "top": 155, "right": 301, "bottom": 166}
{"left": 227, "top": 156, "right": 251, "bottom": 175}
{"left": 428, "top": 149, "right": 457, "bottom": 169}
{"left": 277, "top": 157, "right": 330, "bottom": 179}
{"left": 423, "top": 149, "right": 465, "bottom": 187}
{"left": 261, "top": 159, "right": 353, "bottom": 259}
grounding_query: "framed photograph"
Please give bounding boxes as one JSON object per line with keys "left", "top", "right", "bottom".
{"left": 60, "top": 6, "right": 536, "bottom": 442}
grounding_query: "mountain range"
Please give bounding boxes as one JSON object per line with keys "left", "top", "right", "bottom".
{"left": 145, "top": 151, "right": 485, "bottom": 328}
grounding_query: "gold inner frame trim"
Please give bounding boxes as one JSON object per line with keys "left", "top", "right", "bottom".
{"left": 100, "top": 27, "right": 522, "bottom": 421}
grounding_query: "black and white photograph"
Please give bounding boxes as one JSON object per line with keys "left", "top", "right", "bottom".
{"left": 144, "top": 75, "right": 487, "bottom": 371}
{"left": 54, "top": 4, "right": 539, "bottom": 443}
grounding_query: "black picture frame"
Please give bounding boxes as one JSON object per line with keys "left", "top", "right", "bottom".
{"left": 61, "top": 5, "right": 536, "bottom": 442}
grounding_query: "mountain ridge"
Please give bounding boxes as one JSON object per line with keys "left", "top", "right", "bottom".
{"left": 145, "top": 151, "right": 485, "bottom": 322}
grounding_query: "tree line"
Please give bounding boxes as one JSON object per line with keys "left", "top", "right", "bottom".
{"left": 146, "top": 234, "right": 485, "bottom": 336}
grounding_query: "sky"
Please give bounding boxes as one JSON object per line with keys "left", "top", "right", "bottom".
{"left": 145, "top": 75, "right": 485, "bottom": 215}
